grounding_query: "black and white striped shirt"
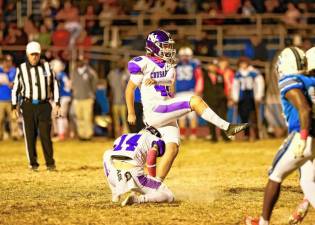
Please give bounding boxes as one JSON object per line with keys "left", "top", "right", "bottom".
{"left": 11, "top": 60, "right": 60, "bottom": 109}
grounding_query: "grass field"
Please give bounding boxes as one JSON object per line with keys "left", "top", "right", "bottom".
{"left": 0, "top": 138, "right": 314, "bottom": 225}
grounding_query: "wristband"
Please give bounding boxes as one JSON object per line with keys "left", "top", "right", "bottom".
{"left": 300, "top": 129, "right": 309, "bottom": 140}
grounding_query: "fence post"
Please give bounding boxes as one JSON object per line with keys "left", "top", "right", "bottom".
{"left": 16, "top": 1, "right": 22, "bottom": 27}
{"left": 137, "top": 14, "right": 144, "bottom": 33}
{"left": 196, "top": 14, "right": 202, "bottom": 38}
{"left": 256, "top": 14, "right": 262, "bottom": 37}
{"left": 279, "top": 25, "right": 286, "bottom": 49}
{"left": 27, "top": 0, "right": 32, "bottom": 17}
{"left": 217, "top": 27, "right": 223, "bottom": 56}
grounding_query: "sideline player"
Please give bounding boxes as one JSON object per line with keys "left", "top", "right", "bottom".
{"left": 103, "top": 126, "right": 174, "bottom": 206}
{"left": 175, "top": 47, "right": 202, "bottom": 140}
{"left": 245, "top": 47, "right": 315, "bottom": 225}
{"left": 125, "top": 29, "right": 248, "bottom": 182}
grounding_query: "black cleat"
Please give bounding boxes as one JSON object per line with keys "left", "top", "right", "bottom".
{"left": 225, "top": 123, "right": 249, "bottom": 138}
{"left": 47, "top": 165, "right": 57, "bottom": 172}
{"left": 29, "top": 166, "right": 39, "bottom": 172}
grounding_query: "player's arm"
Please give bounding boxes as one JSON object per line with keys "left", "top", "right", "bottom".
{"left": 146, "top": 142, "right": 159, "bottom": 177}
{"left": 167, "top": 67, "right": 176, "bottom": 97}
{"left": 126, "top": 59, "right": 144, "bottom": 124}
{"left": 285, "top": 88, "right": 311, "bottom": 157}
{"left": 11, "top": 68, "right": 22, "bottom": 119}
{"left": 125, "top": 80, "right": 137, "bottom": 125}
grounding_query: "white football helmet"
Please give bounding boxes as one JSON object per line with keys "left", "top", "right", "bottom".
{"left": 276, "top": 47, "right": 306, "bottom": 78}
{"left": 50, "top": 59, "right": 65, "bottom": 74}
{"left": 178, "top": 47, "right": 193, "bottom": 57}
{"left": 306, "top": 47, "right": 315, "bottom": 72}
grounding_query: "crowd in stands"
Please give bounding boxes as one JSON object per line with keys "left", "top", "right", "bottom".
{"left": 1, "top": 1, "right": 315, "bottom": 56}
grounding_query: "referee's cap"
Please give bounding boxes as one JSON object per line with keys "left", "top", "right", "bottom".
{"left": 26, "top": 41, "right": 41, "bottom": 55}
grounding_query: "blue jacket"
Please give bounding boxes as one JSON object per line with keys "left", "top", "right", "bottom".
{"left": 0, "top": 67, "right": 16, "bottom": 101}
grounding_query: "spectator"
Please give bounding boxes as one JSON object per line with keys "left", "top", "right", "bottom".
{"left": 194, "top": 31, "right": 216, "bottom": 57}
{"left": 217, "top": 56, "right": 235, "bottom": 123}
{"left": 71, "top": 55, "right": 98, "bottom": 140}
{"left": 84, "top": 4, "right": 101, "bottom": 35}
{"left": 201, "top": 1, "right": 224, "bottom": 25}
{"left": 232, "top": 57, "right": 265, "bottom": 141}
{"left": 23, "top": 17, "right": 39, "bottom": 41}
{"left": 41, "top": 0, "right": 60, "bottom": 18}
{"left": 302, "top": 37, "right": 312, "bottom": 52}
{"left": 51, "top": 59, "right": 71, "bottom": 141}
{"left": 221, "top": 0, "right": 241, "bottom": 15}
{"left": 95, "top": 79, "right": 110, "bottom": 116}
{"left": 130, "top": 34, "right": 145, "bottom": 51}
{"left": 94, "top": 79, "right": 112, "bottom": 136}
{"left": 0, "top": 21, "right": 5, "bottom": 44}
{"left": 241, "top": 0, "right": 256, "bottom": 17}
{"left": 107, "top": 59, "right": 129, "bottom": 138}
{"left": 3, "top": 2, "right": 17, "bottom": 24}
{"left": 0, "top": 55, "right": 19, "bottom": 140}
{"left": 282, "top": 3, "right": 301, "bottom": 26}
{"left": 55, "top": 1, "right": 81, "bottom": 46}
{"left": 175, "top": 47, "right": 202, "bottom": 140}
{"left": 244, "top": 34, "right": 268, "bottom": 61}
{"left": 174, "top": 28, "right": 193, "bottom": 50}
{"left": 76, "top": 30, "right": 95, "bottom": 49}
{"left": 201, "top": 60, "right": 229, "bottom": 142}
{"left": 52, "top": 21, "right": 70, "bottom": 47}
{"left": 3, "top": 24, "right": 28, "bottom": 65}
{"left": 133, "top": 0, "right": 153, "bottom": 14}
{"left": 37, "top": 24, "right": 51, "bottom": 47}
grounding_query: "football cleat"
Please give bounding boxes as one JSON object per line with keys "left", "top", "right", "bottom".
{"left": 225, "top": 123, "right": 249, "bottom": 138}
{"left": 121, "top": 192, "right": 136, "bottom": 206}
{"left": 245, "top": 216, "right": 260, "bottom": 225}
{"left": 288, "top": 199, "right": 310, "bottom": 225}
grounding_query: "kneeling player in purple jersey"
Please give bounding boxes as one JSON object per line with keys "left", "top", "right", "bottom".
{"left": 125, "top": 29, "right": 248, "bottom": 182}
{"left": 103, "top": 126, "right": 174, "bottom": 206}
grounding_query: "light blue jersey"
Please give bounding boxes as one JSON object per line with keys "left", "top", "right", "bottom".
{"left": 279, "top": 74, "right": 315, "bottom": 134}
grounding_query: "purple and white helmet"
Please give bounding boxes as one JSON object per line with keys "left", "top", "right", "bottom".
{"left": 145, "top": 29, "right": 176, "bottom": 62}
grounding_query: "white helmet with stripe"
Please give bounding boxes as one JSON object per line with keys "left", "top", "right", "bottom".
{"left": 306, "top": 47, "right": 315, "bottom": 73}
{"left": 178, "top": 47, "right": 193, "bottom": 57}
{"left": 276, "top": 47, "right": 306, "bottom": 78}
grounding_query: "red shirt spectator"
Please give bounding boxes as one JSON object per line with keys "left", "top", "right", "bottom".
{"left": 221, "top": 0, "right": 240, "bottom": 15}
{"left": 52, "top": 22, "right": 70, "bottom": 47}
{"left": 217, "top": 57, "right": 235, "bottom": 99}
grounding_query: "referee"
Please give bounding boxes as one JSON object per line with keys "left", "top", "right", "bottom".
{"left": 11, "top": 41, "right": 61, "bottom": 171}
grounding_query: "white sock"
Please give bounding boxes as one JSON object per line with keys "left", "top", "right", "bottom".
{"left": 201, "top": 108, "right": 229, "bottom": 130}
{"left": 259, "top": 217, "right": 269, "bottom": 225}
{"left": 300, "top": 180, "right": 315, "bottom": 207}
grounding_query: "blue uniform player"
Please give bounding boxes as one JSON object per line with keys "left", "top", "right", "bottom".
{"left": 246, "top": 47, "right": 315, "bottom": 225}
{"left": 51, "top": 59, "right": 71, "bottom": 140}
{"left": 175, "top": 47, "right": 203, "bottom": 139}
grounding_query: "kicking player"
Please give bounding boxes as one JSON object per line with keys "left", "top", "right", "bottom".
{"left": 103, "top": 126, "right": 174, "bottom": 206}
{"left": 126, "top": 29, "right": 248, "bottom": 182}
{"left": 245, "top": 47, "right": 315, "bottom": 225}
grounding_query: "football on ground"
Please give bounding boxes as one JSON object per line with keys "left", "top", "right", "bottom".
{"left": 0, "top": 139, "right": 314, "bottom": 225}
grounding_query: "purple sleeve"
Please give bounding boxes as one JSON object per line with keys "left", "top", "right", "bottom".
{"left": 128, "top": 62, "right": 142, "bottom": 74}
